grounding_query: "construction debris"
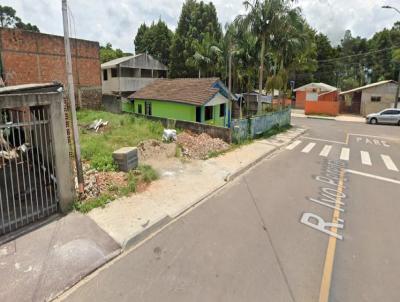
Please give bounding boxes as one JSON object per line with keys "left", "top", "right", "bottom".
{"left": 87, "top": 119, "right": 109, "bottom": 132}
{"left": 137, "top": 139, "right": 176, "bottom": 161}
{"left": 162, "top": 129, "right": 177, "bottom": 142}
{"left": 176, "top": 131, "right": 230, "bottom": 159}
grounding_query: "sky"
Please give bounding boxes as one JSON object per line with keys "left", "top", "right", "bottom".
{"left": 3, "top": 0, "right": 400, "bottom": 52}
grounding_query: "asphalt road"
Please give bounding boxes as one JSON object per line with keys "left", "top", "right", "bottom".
{"left": 61, "top": 117, "right": 400, "bottom": 302}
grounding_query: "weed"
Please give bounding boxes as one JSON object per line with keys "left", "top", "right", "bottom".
{"left": 77, "top": 109, "right": 164, "bottom": 171}
{"left": 73, "top": 194, "right": 113, "bottom": 213}
{"left": 139, "top": 164, "right": 159, "bottom": 183}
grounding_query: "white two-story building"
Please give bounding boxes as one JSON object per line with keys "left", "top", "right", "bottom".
{"left": 101, "top": 53, "right": 168, "bottom": 97}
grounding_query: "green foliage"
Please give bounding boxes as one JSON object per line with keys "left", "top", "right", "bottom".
{"left": 100, "top": 43, "right": 131, "bottom": 63}
{"left": 134, "top": 20, "right": 173, "bottom": 65}
{"left": 77, "top": 110, "right": 164, "bottom": 171}
{"left": 0, "top": 5, "right": 39, "bottom": 32}
{"left": 138, "top": 165, "right": 159, "bottom": 183}
{"left": 169, "top": 0, "right": 222, "bottom": 78}
{"left": 73, "top": 194, "right": 113, "bottom": 213}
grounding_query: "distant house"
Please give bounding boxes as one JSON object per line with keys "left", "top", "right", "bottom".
{"left": 294, "top": 83, "right": 337, "bottom": 109}
{"left": 101, "top": 53, "right": 168, "bottom": 97}
{"left": 126, "top": 78, "right": 234, "bottom": 127}
{"left": 339, "top": 80, "right": 398, "bottom": 116}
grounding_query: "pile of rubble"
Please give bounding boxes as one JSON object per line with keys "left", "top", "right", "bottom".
{"left": 176, "top": 131, "right": 230, "bottom": 159}
{"left": 81, "top": 163, "right": 127, "bottom": 200}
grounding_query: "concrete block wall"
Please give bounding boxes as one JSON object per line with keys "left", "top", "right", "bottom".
{"left": 0, "top": 28, "right": 101, "bottom": 108}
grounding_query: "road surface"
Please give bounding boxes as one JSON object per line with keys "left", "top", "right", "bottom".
{"left": 61, "top": 117, "right": 400, "bottom": 302}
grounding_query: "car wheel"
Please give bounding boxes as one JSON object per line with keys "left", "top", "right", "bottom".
{"left": 370, "top": 118, "right": 378, "bottom": 125}
{"left": 398, "top": 120, "right": 400, "bottom": 126}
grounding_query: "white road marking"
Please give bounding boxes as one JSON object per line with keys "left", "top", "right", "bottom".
{"left": 346, "top": 169, "right": 400, "bottom": 185}
{"left": 302, "top": 136, "right": 346, "bottom": 145}
{"left": 302, "top": 142, "right": 316, "bottom": 153}
{"left": 360, "top": 151, "right": 372, "bottom": 166}
{"left": 340, "top": 148, "right": 350, "bottom": 161}
{"left": 286, "top": 140, "right": 302, "bottom": 150}
{"left": 319, "top": 145, "right": 332, "bottom": 157}
{"left": 381, "top": 155, "right": 399, "bottom": 172}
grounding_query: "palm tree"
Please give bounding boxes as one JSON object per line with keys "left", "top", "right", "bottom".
{"left": 236, "top": 0, "right": 292, "bottom": 113}
{"left": 188, "top": 33, "right": 222, "bottom": 78}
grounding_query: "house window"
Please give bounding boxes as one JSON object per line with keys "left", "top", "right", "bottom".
{"left": 137, "top": 104, "right": 143, "bottom": 114}
{"left": 205, "top": 106, "right": 213, "bottom": 121}
{"left": 111, "top": 68, "right": 118, "bottom": 77}
{"left": 219, "top": 103, "right": 225, "bottom": 117}
{"left": 103, "top": 69, "right": 108, "bottom": 81}
{"left": 145, "top": 101, "right": 152, "bottom": 116}
{"left": 371, "top": 96, "right": 381, "bottom": 102}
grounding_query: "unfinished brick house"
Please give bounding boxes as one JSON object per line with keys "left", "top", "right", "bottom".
{"left": 0, "top": 28, "right": 102, "bottom": 108}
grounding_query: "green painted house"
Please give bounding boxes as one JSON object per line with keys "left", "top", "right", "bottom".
{"left": 124, "top": 78, "right": 233, "bottom": 127}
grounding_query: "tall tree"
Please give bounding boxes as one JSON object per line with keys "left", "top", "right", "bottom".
{"left": 236, "top": 0, "right": 293, "bottom": 112}
{"left": 134, "top": 20, "right": 173, "bottom": 65}
{"left": 0, "top": 5, "right": 39, "bottom": 32}
{"left": 169, "top": 0, "right": 222, "bottom": 78}
{"left": 100, "top": 43, "right": 131, "bottom": 63}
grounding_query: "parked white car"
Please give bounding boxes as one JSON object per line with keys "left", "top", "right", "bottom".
{"left": 366, "top": 108, "right": 400, "bottom": 125}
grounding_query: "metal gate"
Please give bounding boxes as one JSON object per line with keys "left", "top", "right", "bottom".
{"left": 0, "top": 106, "right": 58, "bottom": 235}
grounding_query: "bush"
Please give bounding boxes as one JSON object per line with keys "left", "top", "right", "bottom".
{"left": 139, "top": 164, "right": 159, "bottom": 183}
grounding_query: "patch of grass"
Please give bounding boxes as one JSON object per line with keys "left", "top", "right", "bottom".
{"left": 77, "top": 109, "right": 164, "bottom": 171}
{"left": 73, "top": 194, "right": 114, "bottom": 213}
{"left": 139, "top": 164, "right": 159, "bottom": 183}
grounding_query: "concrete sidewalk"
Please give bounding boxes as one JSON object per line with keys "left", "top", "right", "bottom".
{"left": 291, "top": 109, "right": 365, "bottom": 123}
{"left": 87, "top": 127, "right": 306, "bottom": 250}
{"left": 0, "top": 213, "right": 120, "bottom": 302}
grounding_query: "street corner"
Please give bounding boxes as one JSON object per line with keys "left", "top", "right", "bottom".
{"left": 0, "top": 212, "right": 121, "bottom": 302}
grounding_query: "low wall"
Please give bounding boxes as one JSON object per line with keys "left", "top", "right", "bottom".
{"left": 102, "top": 94, "right": 122, "bottom": 114}
{"left": 130, "top": 113, "right": 232, "bottom": 143}
{"left": 231, "top": 108, "right": 291, "bottom": 143}
{"left": 305, "top": 101, "right": 339, "bottom": 116}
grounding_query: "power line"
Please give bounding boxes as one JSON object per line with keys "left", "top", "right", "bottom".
{"left": 316, "top": 45, "right": 400, "bottom": 63}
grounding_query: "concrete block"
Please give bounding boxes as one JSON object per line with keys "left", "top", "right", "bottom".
{"left": 112, "top": 147, "right": 138, "bottom": 172}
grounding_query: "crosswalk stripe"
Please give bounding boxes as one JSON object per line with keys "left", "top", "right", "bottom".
{"left": 286, "top": 140, "right": 302, "bottom": 150}
{"left": 319, "top": 145, "right": 332, "bottom": 157}
{"left": 302, "top": 142, "right": 316, "bottom": 153}
{"left": 340, "top": 148, "right": 350, "bottom": 161}
{"left": 381, "top": 155, "right": 399, "bottom": 172}
{"left": 361, "top": 151, "right": 372, "bottom": 166}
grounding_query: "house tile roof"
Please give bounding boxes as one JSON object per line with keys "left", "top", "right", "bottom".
{"left": 130, "top": 78, "right": 221, "bottom": 106}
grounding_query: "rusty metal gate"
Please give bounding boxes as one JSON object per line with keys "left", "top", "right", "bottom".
{"left": 0, "top": 106, "right": 58, "bottom": 235}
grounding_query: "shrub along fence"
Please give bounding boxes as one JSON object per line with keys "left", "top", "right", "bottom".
{"left": 231, "top": 107, "right": 291, "bottom": 143}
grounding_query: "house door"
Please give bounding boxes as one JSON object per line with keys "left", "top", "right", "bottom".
{"left": 196, "top": 107, "right": 202, "bottom": 123}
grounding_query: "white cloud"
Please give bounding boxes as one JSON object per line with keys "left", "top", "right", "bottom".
{"left": 4, "top": 0, "right": 400, "bottom": 52}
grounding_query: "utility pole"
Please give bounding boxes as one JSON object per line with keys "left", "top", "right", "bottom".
{"left": 62, "top": 0, "right": 84, "bottom": 194}
{"left": 395, "top": 70, "right": 400, "bottom": 108}
{"left": 382, "top": 5, "right": 400, "bottom": 108}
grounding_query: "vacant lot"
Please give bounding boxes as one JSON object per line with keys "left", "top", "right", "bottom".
{"left": 77, "top": 109, "right": 164, "bottom": 171}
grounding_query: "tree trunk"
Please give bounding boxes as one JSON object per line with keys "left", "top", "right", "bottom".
{"left": 198, "top": 69, "right": 201, "bottom": 78}
{"left": 257, "top": 34, "right": 266, "bottom": 114}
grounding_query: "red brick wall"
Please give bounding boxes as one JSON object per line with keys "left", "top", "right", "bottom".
{"left": 295, "top": 91, "right": 306, "bottom": 109}
{"left": 0, "top": 28, "right": 101, "bottom": 105}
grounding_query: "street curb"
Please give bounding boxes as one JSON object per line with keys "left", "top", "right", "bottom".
{"left": 306, "top": 115, "right": 335, "bottom": 120}
{"left": 121, "top": 215, "right": 172, "bottom": 251}
{"left": 226, "top": 128, "right": 307, "bottom": 182}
